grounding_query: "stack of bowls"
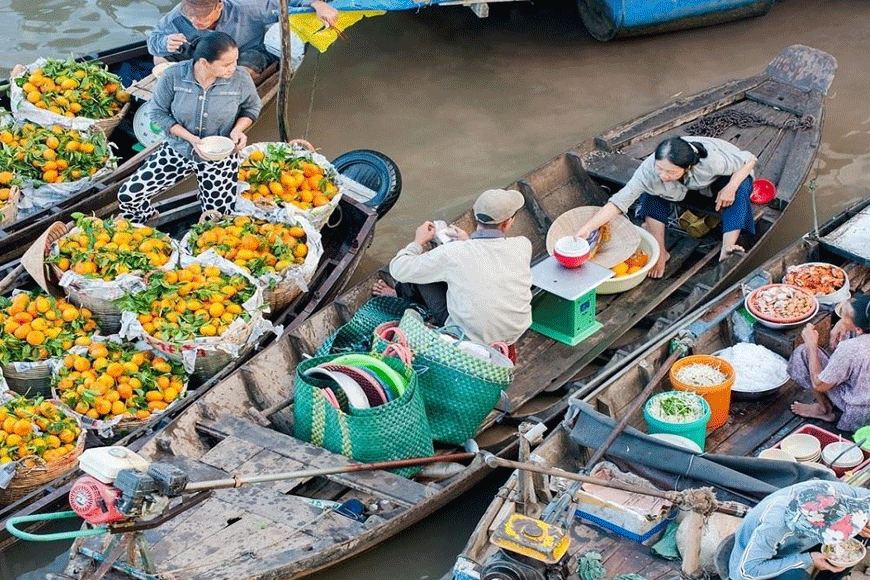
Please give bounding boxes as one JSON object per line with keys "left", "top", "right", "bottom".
{"left": 303, "top": 354, "right": 408, "bottom": 413}
{"left": 780, "top": 433, "right": 822, "bottom": 463}
{"left": 758, "top": 448, "right": 796, "bottom": 462}
{"left": 822, "top": 441, "right": 865, "bottom": 471}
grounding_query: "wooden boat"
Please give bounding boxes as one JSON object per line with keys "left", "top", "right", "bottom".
{"left": 37, "top": 45, "right": 835, "bottom": 579}
{"left": 578, "top": 0, "right": 775, "bottom": 42}
{"left": 0, "top": 186, "right": 378, "bottom": 545}
{"left": 0, "top": 39, "right": 292, "bottom": 266}
{"left": 450, "top": 194, "right": 870, "bottom": 580}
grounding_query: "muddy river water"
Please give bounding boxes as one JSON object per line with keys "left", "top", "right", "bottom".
{"left": 1, "top": 0, "right": 869, "bottom": 577}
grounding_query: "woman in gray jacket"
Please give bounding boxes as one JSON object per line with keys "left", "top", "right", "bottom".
{"left": 118, "top": 31, "right": 261, "bottom": 223}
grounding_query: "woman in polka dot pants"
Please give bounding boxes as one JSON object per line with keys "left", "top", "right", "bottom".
{"left": 118, "top": 30, "right": 261, "bottom": 223}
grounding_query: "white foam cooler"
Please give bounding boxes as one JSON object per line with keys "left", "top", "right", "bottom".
{"left": 77, "top": 447, "right": 150, "bottom": 483}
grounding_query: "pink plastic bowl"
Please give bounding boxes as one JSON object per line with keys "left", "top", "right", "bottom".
{"left": 751, "top": 179, "right": 777, "bottom": 204}
{"left": 553, "top": 236, "right": 590, "bottom": 269}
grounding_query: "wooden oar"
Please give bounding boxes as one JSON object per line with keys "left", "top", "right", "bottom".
{"left": 582, "top": 338, "right": 692, "bottom": 472}
{"left": 184, "top": 452, "right": 476, "bottom": 491}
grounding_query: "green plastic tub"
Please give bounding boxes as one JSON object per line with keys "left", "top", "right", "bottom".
{"left": 643, "top": 392, "right": 711, "bottom": 451}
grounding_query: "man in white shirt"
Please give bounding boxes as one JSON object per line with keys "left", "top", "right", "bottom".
{"left": 376, "top": 189, "right": 533, "bottom": 350}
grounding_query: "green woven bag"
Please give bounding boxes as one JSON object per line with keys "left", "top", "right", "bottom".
{"left": 293, "top": 352, "right": 434, "bottom": 477}
{"left": 316, "top": 296, "right": 415, "bottom": 357}
{"left": 397, "top": 310, "right": 512, "bottom": 445}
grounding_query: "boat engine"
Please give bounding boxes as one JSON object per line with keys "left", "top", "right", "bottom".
{"left": 479, "top": 514, "right": 571, "bottom": 580}
{"left": 69, "top": 447, "right": 188, "bottom": 525}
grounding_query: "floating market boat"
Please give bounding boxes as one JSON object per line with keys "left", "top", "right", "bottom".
{"left": 577, "top": 0, "right": 775, "bottom": 42}
{"left": 450, "top": 194, "right": 870, "bottom": 580}
{"left": 0, "top": 40, "right": 401, "bottom": 266}
{"left": 11, "top": 44, "right": 835, "bottom": 579}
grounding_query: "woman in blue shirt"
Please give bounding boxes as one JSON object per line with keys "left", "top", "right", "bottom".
{"left": 118, "top": 31, "right": 261, "bottom": 223}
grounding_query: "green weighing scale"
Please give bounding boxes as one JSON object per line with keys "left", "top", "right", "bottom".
{"left": 530, "top": 257, "right": 613, "bottom": 346}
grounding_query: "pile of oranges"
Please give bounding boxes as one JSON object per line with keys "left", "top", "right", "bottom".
{"left": 15, "top": 58, "right": 131, "bottom": 119}
{"left": 0, "top": 292, "right": 97, "bottom": 363}
{"left": 187, "top": 215, "right": 308, "bottom": 276}
{"left": 0, "top": 123, "right": 111, "bottom": 184}
{"left": 50, "top": 214, "right": 174, "bottom": 280}
{"left": 53, "top": 341, "right": 187, "bottom": 421}
{"left": 116, "top": 263, "right": 257, "bottom": 342}
{"left": 611, "top": 249, "right": 650, "bottom": 278}
{"left": 0, "top": 395, "right": 81, "bottom": 465}
{"left": 238, "top": 145, "right": 338, "bottom": 209}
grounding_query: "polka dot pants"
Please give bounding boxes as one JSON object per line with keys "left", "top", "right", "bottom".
{"left": 118, "top": 143, "right": 240, "bottom": 222}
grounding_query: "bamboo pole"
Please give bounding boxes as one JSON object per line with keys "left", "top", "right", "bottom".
{"left": 277, "top": 0, "right": 293, "bottom": 142}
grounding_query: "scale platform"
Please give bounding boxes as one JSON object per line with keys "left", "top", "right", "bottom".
{"left": 530, "top": 257, "right": 614, "bottom": 346}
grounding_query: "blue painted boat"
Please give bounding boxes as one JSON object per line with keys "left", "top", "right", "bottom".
{"left": 578, "top": 0, "right": 775, "bottom": 41}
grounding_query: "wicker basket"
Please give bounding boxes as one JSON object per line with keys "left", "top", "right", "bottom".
{"left": 0, "top": 406, "right": 86, "bottom": 505}
{"left": 46, "top": 221, "right": 177, "bottom": 334}
{"left": 1, "top": 360, "right": 54, "bottom": 398}
{"left": 0, "top": 186, "right": 20, "bottom": 228}
{"left": 180, "top": 211, "right": 319, "bottom": 314}
{"left": 141, "top": 315, "right": 259, "bottom": 381}
{"left": 10, "top": 62, "right": 130, "bottom": 139}
{"left": 91, "top": 101, "right": 130, "bottom": 139}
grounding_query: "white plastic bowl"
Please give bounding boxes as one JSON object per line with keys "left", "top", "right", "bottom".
{"left": 597, "top": 226, "right": 660, "bottom": 295}
{"left": 780, "top": 433, "right": 822, "bottom": 460}
{"left": 782, "top": 262, "right": 850, "bottom": 306}
{"left": 758, "top": 448, "right": 796, "bottom": 462}
{"left": 822, "top": 441, "right": 864, "bottom": 468}
{"left": 198, "top": 136, "right": 235, "bottom": 161}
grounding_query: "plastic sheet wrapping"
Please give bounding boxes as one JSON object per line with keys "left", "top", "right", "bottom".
{"left": 178, "top": 212, "right": 322, "bottom": 299}
{"left": 9, "top": 59, "right": 125, "bottom": 132}
{"left": 118, "top": 255, "right": 281, "bottom": 373}
{"left": 234, "top": 142, "right": 344, "bottom": 230}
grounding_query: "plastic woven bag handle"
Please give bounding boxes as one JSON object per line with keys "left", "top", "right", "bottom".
{"left": 376, "top": 323, "right": 408, "bottom": 347}
{"left": 489, "top": 342, "right": 510, "bottom": 357}
{"left": 382, "top": 343, "right": 413, "bottom": 366}
{"left": 437, "top": 324, "right": 466, "bottom": 341}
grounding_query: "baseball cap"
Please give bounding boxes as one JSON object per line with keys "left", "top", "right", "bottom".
{"left": 182, "top": 0, "right": 220, "bottom": 18}
{"left": 473, "top": 189, "right": 524, "bottom": 225}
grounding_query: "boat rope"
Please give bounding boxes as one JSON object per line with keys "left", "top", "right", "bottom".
{"left": 809, "top": 177, "right": 820, "bottom": 239}
{"left": 304, "top": 51, "right": 321, "bottom": 141}
{"left": 684, "top": 110, "right": 815, "bottom": 138}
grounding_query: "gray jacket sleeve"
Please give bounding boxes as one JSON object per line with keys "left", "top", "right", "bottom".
{"left": 237, "top": 73, "right": 262, "bottom": 123}
{"left": 147, "top": 12, "right": 178, "bottom": 57}
{"left": 608, "top": 156, "right": 656, "bottom": 214}
{"left": 148, "top": 73, "right": 179, "bottom": 134}
{"left": 389, "top": 243, "right": 451, "bottom": 285}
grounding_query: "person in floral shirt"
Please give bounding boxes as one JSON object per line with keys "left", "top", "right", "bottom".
{"left": 729, "top": 481, "right": 870, "bottom": 580}
{"left": 788, "top": 294, "right": 870, "bottom": 431}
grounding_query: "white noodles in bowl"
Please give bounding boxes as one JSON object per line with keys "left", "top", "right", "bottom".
{"left": 714, "top": 343, "right": 788, "bottom": 394}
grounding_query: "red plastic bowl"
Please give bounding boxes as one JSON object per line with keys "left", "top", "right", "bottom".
{"left": 553, "top": 236, "right": 590, "bottom": 269}
{"left": 751, "top": 179, "right": 777, "bottom": 204}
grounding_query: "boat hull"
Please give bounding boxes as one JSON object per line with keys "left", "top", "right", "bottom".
{"left": 578, "top": 0, "right": 775, "bottom": 41}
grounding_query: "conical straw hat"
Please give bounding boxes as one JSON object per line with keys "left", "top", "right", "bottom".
{"left": 546, "top": 207, "right": 641, "bottom": 268}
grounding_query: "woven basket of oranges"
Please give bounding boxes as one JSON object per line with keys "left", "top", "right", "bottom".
{"left": 180, "top": 212, "right": 323, "bottom": 312}
{"left": 0, "top": 393, "right": 85, "bottom": 505}
{"left": 46, "top": 214, "right": 177, "bottom": 334}
{"left": 116, "top": 262, "right": 266, "bottom": 380}
{"left": 51, "top": 337, "right": 188, "bottom": 439}
{"left": 235, "top": 141, "right": 342, "bottom": 230}
{"left": 10, "top": 58, "right": 131, "bottom": 138}
{"left": 0, "top": 185, "right": 20, "bottom": 228}
{"left": 0, "top": 121, "right": 115, "bottom": 218}
{"left": 0, "top": 291, "right": 98, "bottom": 397}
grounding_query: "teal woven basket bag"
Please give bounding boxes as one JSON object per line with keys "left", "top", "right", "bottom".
{"left": 316, "top": 296, "right": 417, "bottom": 357}
{"left": 396, "top": 310, "right": 513, "bottom": 445}
{"left": 293, "top": 352, "right": 434, "bottom": 477}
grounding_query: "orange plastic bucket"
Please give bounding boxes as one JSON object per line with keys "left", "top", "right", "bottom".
{"left": 669, "top": 355, "right": 735, "bottom": 429}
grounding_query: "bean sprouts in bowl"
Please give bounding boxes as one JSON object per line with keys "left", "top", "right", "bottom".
{"left": 822, "top": 538, "right": 866, "bottom": 568}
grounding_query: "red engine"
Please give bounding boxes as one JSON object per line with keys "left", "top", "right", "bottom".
{"left": 69, "top": 476, "right": 126, "bottom": 525}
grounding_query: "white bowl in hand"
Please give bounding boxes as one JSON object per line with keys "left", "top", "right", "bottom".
{"left": 198, "top": 136, "right": 235, "bottom": 161}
